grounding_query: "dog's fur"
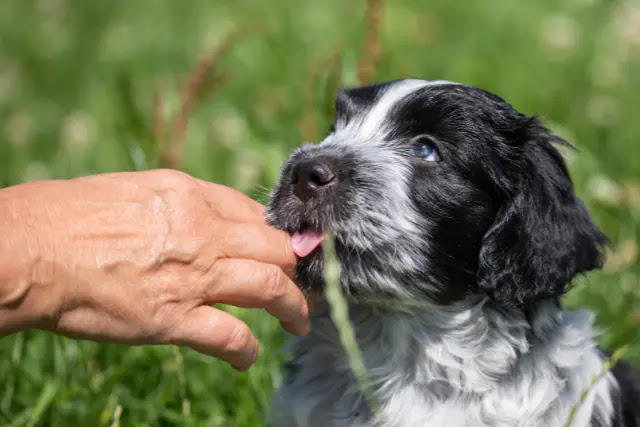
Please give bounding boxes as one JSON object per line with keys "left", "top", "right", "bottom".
{"left": 266, "top": 79, "right": 640, "bottom": 427}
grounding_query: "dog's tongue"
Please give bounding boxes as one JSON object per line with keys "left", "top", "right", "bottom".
{"left": 291, "top": 230, "right": 324, "bottom": 258}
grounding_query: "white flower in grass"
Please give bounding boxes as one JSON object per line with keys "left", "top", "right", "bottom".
{"left": 615, "top": 2, "right": 640, "bottom": 51}
{"left": 233, "top": 150, "right": 262, "bottom": 192}
{"left": 539, "top": 14, "right": 580, "bottom": 59}
{"left": 210, "top": 106, "right": 249, "bottom": 148}
{"left": 61, "top": 110, "right": 95, "bottom": 155}
{"left": 604, "top": 240, "right": 638, "bottom": 275}
{"left": 586, "top": 94, "right": 619, "bottom": 126}
{"left": 23, "top": 162, "right": 52, "bottom": 183}
{"left": 586, "top": 174, "right": 624, "bottom": 206}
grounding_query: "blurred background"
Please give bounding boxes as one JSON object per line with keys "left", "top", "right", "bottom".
{"left": 1, "top": 0, "right": 639, "bottom": 425}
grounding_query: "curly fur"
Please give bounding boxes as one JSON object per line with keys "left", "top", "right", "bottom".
{"left": 266, "top": 79, "right": 638, "bottom": 427}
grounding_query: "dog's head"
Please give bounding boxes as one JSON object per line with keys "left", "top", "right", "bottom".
{"left": 266, "top": 79, "right": 607, "bottom": 308}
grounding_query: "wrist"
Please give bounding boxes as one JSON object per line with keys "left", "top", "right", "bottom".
{"left": 0, "top": 182, "right": 63, "bottom": 335}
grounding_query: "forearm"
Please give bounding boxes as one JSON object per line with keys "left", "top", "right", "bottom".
{"left": 0, "top": 182, "right": 61, "bottom": 336}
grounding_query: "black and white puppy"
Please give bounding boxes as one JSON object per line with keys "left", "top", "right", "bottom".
{"left": 266, "top": 79, "right": 640, "bottom": 427}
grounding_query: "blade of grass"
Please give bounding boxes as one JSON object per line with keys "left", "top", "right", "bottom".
{"left": 322, "top": 234, "right": 381, "bottom": 420}
{"left": 357, "top": 0, "right": 384, "bottom": 85}
{"left": 6, "top": 407, "right": 31, "bottom": 427}
{"left": 321, "top": 44, "right": 344, "bottom": 130}
{"left": 162, "top": 25, "right": 266, "bottom": 169}
{"left": 299, "top": 59, "right": 321, "bottom": 142}
{"left": 99, "top": 390, "right": 120, "bottom": 426}
{"left": 1, "top": 333, "right": 24, "bottom": 414}
{"left": 110, "top": 405, "right": 122, "bottom": 427}
{"left": 563, "top": 345, "right": 628, "bottom": 427}
{"left": 172, "top": 346, "right": 191, "bottom": 419}
{"left": 26, "top": 380, "right": 58, "bottom": 427}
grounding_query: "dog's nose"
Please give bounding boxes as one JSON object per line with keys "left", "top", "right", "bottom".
{"left": 292, "top": 160, "right": 337, "bottom": 202}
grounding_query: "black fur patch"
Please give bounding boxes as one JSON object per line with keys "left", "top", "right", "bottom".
{"left": 268, "top": 80, "right": 606, "bottom": 306}
{"left": 267, "top": 78, "right": 639, "bottom": 426}
{"left": 610, "top": 359, "right": 640, "bottom": 426}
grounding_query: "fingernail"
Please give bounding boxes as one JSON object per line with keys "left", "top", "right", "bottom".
{"left": 281, "top": 320, "right": 309, "bottom": 336}
{"left": 301, "top": 321, "right": 311, "bottom": 335}
{"left": 298, "top": 303, "right": 311, "bottom": 335}
{"left": 247, "top": 339, "right": 259, "bottom": 365}
{"left": 231, "top": 339, "right": 259, "bottom": 371}
{"left": 296, "top": 320, "right": 311, "bottom": 336}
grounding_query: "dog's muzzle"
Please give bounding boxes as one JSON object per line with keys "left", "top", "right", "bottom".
{"left": 288, "top": 158, "right": 341, "bottom": 257}
{"left": 291, "top": 159, "right": 338, "bottom": 202}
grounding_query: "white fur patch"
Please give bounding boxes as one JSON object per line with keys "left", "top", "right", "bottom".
{"left": 339, "top": 79, "right": 457, "bottom": 139}
{"left": 269, "top": 79, "right": 618, "bottom": 426}
{"left": 271, "top": 299, "right": 617, "bottom": 427}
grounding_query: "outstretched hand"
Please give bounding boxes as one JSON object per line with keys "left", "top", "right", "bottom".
{"left": 0, "top": 170, "right": 309, "bottom": 370}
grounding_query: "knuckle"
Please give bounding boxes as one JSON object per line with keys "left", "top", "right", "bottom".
{"left": 224, "top": 323, "right": 253, "bottom": 354}
{"left": 147, "top": 301, "right": 179, "bottom": 343}
{"left": 184, "top": 184, "right": 204, "bottom": 201}
{"left": 158, "top": 169, "right": 196, "bottom": 190}
{"left": 264, "top": 266, "right": 287, "bottom": 301}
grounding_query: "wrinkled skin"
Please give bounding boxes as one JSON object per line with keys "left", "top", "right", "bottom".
{"left": 0, "top": 169, "right": 309, "bottom": 370}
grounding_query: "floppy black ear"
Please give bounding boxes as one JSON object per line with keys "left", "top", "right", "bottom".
{"left": 477, "top": 131, "right": 608, "bottom": 307}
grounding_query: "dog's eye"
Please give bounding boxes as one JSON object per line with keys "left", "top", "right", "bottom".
{"left": 408, "top": 137, "right": 440, "bottom": 162}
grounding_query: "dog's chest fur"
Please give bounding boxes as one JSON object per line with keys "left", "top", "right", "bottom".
{"left": 271, "top": 298, "right": 616, "bottom": 427}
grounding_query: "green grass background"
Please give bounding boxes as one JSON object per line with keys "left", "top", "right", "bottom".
{"left": 1, "top": 0, "right": 639, "bottom": 425}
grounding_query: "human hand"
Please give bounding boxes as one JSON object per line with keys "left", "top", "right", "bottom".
{"left": 0, "top": 170, "right": 308, "bottom": 370}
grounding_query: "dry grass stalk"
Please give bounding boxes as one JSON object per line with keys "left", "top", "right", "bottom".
{"left": 299, "top": 43, "right": 343, "bottom": 142}
{"left": 322, "top": 235, "right": 382, "bottom": 421}
{"left": 325, "top": 44, "right": 344, "bottom": 118}
{"left": 357, "top": 0, "right": 384, "bottom": 86}
{"left": 563, "top": 345, "right": 628, "bottom": 427}
{"left": 151, "top": 83, "right": 166, "bottom": 148}
{"left": 299, "top": 61, "right": 321, "bottom": 142}
{"left": 603, "top": 239, "right": 638, "bottom": 274}
{"left": 160, "top": 25, "right": 265, "bottom": 169}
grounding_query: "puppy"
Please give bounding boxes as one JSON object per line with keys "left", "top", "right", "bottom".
{"left": 266, "top": 79, "right": 640, "bottom": 427}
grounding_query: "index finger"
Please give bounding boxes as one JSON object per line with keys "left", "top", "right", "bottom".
{"left": 194, "top": 178, "right": 267, "bottom": 225}
{"left": 213, "top": 221, "right": 297, "bottom": 274}
{"left": 101, "top": 170, "right": 268, "bottom": 225}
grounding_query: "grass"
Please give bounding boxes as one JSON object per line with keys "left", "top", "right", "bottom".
{"left": 322, "top": 236, "right": 381, "bottom": 421}
{"left": 563, "top": 345, "right": 628, "bottom": 427}
{"left": 0, "top": 0, "right": 639, "bottom": 425}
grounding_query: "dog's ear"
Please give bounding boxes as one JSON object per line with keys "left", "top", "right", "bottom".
{"left": 477, "top": 126, "right": 607, "bottom": 307}
{"left": 334, "top": 83, "right": 392, "bottom": 126}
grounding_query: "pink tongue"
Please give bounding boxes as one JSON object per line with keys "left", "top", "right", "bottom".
{"left": 291, "top": 230, "right": 325, "bottom": 257}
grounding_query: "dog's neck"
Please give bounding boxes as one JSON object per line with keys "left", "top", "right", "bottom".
{"left": 272, "top": 296, "right": 617, "bottom": 427}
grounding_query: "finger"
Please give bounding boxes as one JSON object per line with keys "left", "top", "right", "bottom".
{"left": 169, "top": 305, "right": 259, "bottom": 371}
{"left": 307, "top": 295, "right": 321, "bottom": 313}
{"left": 206, "top": 258, "right": 310, "bottom": 336}
{"left": 109, "top": 170, "right": 267, "bottom": 225}
{"left": 194, "top": 178, "right": 267, "bottom": 225}
{"left": 214, "top": 222, "right": 297, "bottom": 273}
